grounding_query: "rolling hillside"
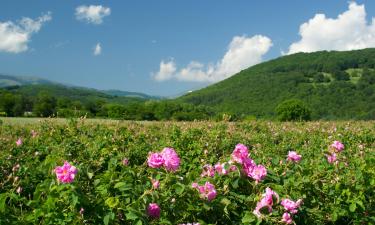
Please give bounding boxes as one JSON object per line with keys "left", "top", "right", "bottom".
{"left": 178, "top": 48, "right": 375, "bottom": 120}
{"left": 0, "top": 74, "right": 56, "bottom": 87}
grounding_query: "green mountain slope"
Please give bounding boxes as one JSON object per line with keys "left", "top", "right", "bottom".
{"left": 178, "top": 48, "right": 375, "bottom": 120}
{"left": 0, "top": 74, "right": 55, "bottom": 87}
{"left": 3, "top": 84, "right": 145, "bottom": 105}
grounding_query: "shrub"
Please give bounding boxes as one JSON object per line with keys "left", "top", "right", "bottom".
{"left": 276, "top": 99, "right": 311, "bottom": 121}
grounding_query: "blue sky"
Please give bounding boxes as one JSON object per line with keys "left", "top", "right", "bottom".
{"left": 1, "top": 1, "right": 375, "bottom": 96}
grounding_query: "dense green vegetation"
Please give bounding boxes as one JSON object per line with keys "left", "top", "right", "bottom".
{"left": 0, "top": 84, "right": 213, "bottom": 121}
{"left": 179, "top": 48, "right": 375, "bottom": 120}
{"left": 0, "top": 120, "right": 374, "bottom": 224}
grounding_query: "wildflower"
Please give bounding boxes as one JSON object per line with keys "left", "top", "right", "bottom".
{"left": 248, "top": 164, "right": 267, "bottom": 183}
{"left": 214, "top": 162, "right": 228, "bottom": 175}
{"left": 192, "top": 181, "right": 217, "bottom": 202}
{"left": 151, "top": 179, "right": 160, "bottom": 189}
{"left": 161, "top": 148, "right": 180, "bottom": 171}
{"left": 253, "top": 187, "right": 279, "bottom": 218}
{"left": 147, "top": 153, "right": 164, "bottom": 169}
{"left": 16, "top": 138, "right": 22, "bottom": 146}
{"left": 281, "top": 198, "right": 302, "bottom": 214}
{"left": 122, "top": 158, "right": 129, "bottom": 166}
{"left": 16, "top": 186, "right": 22, "bottom": 194}
{"left": 326, "top": 153, "right": 337, "bottom": 164}
{"left": 54, "top": 161, "right": 78, "bottom": 183}
{"left": 287, "top": 151, "right": 302, "bottom": 162}
{"left": 201, "top": 164, "right": 215, "bottom": 177}
{"left": 79, "top": 207, "right": 84, "bottom": 216}
{"left": 231, "top": 143, "right": 249, "bottom": 164}
{"left": 331, "top": 141, "right": 344, "bottom": 152}
{"left": 253, "top": 200, "right": 272, "bottom": 218}
{"left": 147, "top": 203, "right": 160, "bottom": 219}
{"left": 262, "top": 187, "right": 279, "bottom": 205}
{"left": 242, "top": 157, "right": 256, "bottom": 173}
{"left": 281, "top": 212, "right": 293, "bottom": 224}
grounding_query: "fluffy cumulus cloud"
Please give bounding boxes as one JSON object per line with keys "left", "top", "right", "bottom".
{"left": 153, "top": 35, "right": 272, "bottom": 82}
{"left": 93, "top": 43, "right": 101, "bottom": 56}
{"left": 75, "top": 5, "right": 111, "bottom": 25}
{"left": 0, "top": 12, "right": 52, "bottom": 53}
{"left": 287, "top": 2, "right": 375, "bottom": 54}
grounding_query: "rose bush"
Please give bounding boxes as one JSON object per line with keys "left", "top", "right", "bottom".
{"left": 0, "top": 119, "right": 374, "bottom": 224}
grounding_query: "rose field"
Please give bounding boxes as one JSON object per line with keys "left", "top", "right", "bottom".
{"left": 0, "top": 118, "right": 374, "bottom": 225}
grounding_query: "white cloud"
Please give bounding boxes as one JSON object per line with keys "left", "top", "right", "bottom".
{"left": 287, "top": 2, "right": 375, "bottom": 54}
{"left": 0, "top": 12, "right": 52, "bottom": 53}
{"left": 152, "top": 35, "right": 272, "bottom": 82}
{"left": 93, "top": 43, "right": 101, "bottom": 56}
{"left": 75, "top": 5, "right": 111, "bottom": 25}
{"left": 153, "top": 59, "right": 177, "bottom": 81}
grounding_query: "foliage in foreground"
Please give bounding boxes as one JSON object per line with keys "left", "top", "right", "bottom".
{"left": 0, "top": 119, "right": 374, "bottom": 224}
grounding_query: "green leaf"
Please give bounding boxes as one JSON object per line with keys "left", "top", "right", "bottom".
{"left": 105, "top": 197, "right": 119, "bottom": 208}
{"left": 332, "top": 212, "right": 338, "bottom": 222}
{"left": 220, "top": 198, "right": 231, "bottom": 206}
{"left": 175, "top": 183, "right": 185, "bottom": 195}
{"left": 0, "top": 193, "right": 8, "bottom": 213}
{"left": 135, "top": 220, "right": 143, "bottom": 225}
{"left": 242, "top": 212, "right": 255, "bottom": 223}
{"left": 87, "top": 172, "right": 94, "bottom": 179}
{"left": 125, "top": 211, "right": 138, "bottom": 220}
{"left": 103, "top": 214, "right": 110, "bottom": 225}
{"left": 114, "top": 182, "right": 126, "bottom": 189}
{"left": 349, "top": 203, "right": 356, "bottom": 212}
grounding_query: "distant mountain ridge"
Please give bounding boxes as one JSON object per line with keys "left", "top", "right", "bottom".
{"left": 0, "top": 74, "right": 157, "bottom": 100}
{"left": 0, "top": 74, "right": 56, "bottom": 87}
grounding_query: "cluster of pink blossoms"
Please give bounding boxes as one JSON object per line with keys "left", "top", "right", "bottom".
{"left": 253, "top": 188, "right": 302, "bottom": 224}
{"left": 326, "top": 140, "right": 344, "bottom": 164}
{"left": 280, "top": 198, "right": 303, "bottom": 224}
{"left": 253, "top": 187, "right": 280, "bottom": 217}
{"left": 54, "top": 161, "right": 78, "bottom": 183}
{"left": 147, "top": 147, "right": 180, "bottom": 171}
{"left": 201, "top": 162, "right": 237, "bottom": 177}
{"left": 287, "top": 151, "right": 302, "bottom": 162}
{"left": 191, "top": 181, "right": 217, "bottom": 202}
{"left": 232, "top": 143, "right": 267, "bottom": 183}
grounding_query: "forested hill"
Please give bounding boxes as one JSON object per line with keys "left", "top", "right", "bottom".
{"left": 178, "top": 48, "right": 375, "bottom": 120}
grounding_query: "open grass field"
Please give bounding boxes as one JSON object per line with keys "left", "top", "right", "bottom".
{"left": 0, "top": 118, "right": 374, "bottom": 224}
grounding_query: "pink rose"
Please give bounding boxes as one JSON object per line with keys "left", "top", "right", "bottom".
{"left": 16, "top": 138, "right": 22, "bottom": 146}
{"left": 201, "top": 164, "right": 215, "bottom": 177}
{"left": 147, "top": 203, "right": 161, "bottom": 219}
{"left": 54, "top": 161, "right": 78, "bottom": 183}
{"left": 326, "top": 153, "right": 337, "bottom": 164}
{"left": 287, "top": 151, "right": 302, "bottom": 162}
{"left": 331, "top": 141, "right": 344, "bottom": 152}
{"left": 281, "top": 212, "right": 293, "bottom": 224}
{"left": 161, "top": 148, "right": 180, "bottom": 171}
{"left": 248, "top": 164, "right": 267, "bottom": 183}
{"left": 281, "top": 198, "right": 302, "bottom": 214}
{"left": 147, "top": 152, "right": 164, "bottom": 168}
{"left": 231, "top": 143, "right": 249, "bottom": 164}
